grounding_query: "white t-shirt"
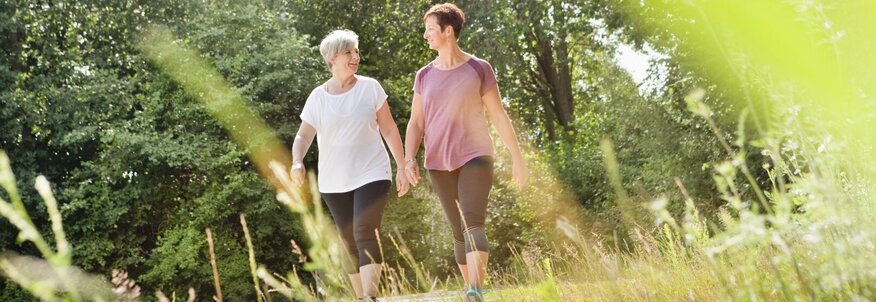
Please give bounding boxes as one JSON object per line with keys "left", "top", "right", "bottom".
{"left": 300, "top": 75, "right": 392, "bottom": 193}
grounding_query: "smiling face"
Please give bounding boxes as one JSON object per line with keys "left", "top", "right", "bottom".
{"left": 330, "top": 47, "right": 360, "bottom": 75}
{"left": 318, "top": 30, "right": 360, "bottom": 74}
{"left": 423, "top": 15, "right": 453, "bottom": 50}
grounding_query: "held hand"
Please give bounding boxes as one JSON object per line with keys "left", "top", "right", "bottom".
{"left": 512, "top": 158, "right": 529, "bottom": 189}
{"left": 396, "top": 170, "right": 410, "bottom": 197}
{"left": 291, "top": 162, "right": 306, "bottom": 185}
{"left": 404, "top": 159, "right": 421, "bottom": 186}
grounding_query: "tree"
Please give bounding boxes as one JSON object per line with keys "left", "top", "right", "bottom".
{"left": 462, "top": 0, "right": 599, "bottom": 141}
{"left": 1, "top": 1, "right": 322, "bottom": 299}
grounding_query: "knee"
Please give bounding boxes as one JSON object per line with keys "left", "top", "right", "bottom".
{"left": 460, "top": 211, "right": 486, "bottom": 229}
{"left": 463, "top": 226, "right": 489, "bottom": 253}
{"left": 353, "top": 224, "right": 383, "bottom": 266}
{"left": 337, "top": 230, "right": 358, "bottom": 256}
{"left": 354, "top": 223, "right": 379, "bottom": 242}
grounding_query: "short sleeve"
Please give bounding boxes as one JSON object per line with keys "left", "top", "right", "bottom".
{"left": 413, "top": 65, "right": 431, "bottom": 95}
{"left": 300, "top": 91, "right": 319, "bottom": 130}
{"left": 413, "top": 69, "right": 423, "bottom": 94}
{"left": 480, "top": 60, "right": 499, "bottom": 95}
{"left": 372, "top": 79, "right": 388, "bottom": 111}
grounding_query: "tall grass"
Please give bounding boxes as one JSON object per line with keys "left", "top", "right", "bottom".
{"left": 0, "top": 151, "right": 117, "bottom": 301}
{"left": 482, "top": 91, "right": 876, "bottom": 301}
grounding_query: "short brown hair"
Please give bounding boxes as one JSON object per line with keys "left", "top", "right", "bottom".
{"left": 423, "top": 3, "right": 465, "bottom": 39}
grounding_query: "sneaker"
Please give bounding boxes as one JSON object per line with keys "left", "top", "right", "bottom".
{"left": 464, "top": 285, "right": 484, "bottom": 302}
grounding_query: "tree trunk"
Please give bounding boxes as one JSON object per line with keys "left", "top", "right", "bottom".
{"left": 509, "top": 0, "right": 577, "bottom": 140}
{"left": 5, "top": 5, "right": 24, "bottom": 73}
{"left": 554, "top": 38, "right": 575, "bottom": 133}
{"left": 532, "top": 29, "right": 575, "bottom": 135}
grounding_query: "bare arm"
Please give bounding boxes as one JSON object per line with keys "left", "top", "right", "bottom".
{"left": 482, "top": 86, "right": 529, "bottom": 188}
{"left": 403, "top": 93, "right": 425, "bottom": 186}
{"left": 291, "top": 122, "right": 316, "bottom": 184}
{"left": 376, "top": 100, "right": 410, "bottom": 196}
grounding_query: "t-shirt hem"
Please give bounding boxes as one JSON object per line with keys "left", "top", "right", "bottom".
{"left": 318, "top": 174, "right": 392, "bottom": 194}
{"left": 424, "top": 151, "right": 494, "bottom": 172}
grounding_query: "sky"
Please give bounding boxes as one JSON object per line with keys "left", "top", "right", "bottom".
{"left": 613, "top": 42, "right": 669, "bottom": 95}
{"left": 615, "top": 43, "right": 651, "bottom": 84}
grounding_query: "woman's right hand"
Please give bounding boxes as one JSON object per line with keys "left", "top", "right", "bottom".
{"left": 512, "top": 157, "right": 529, "bottom": 189}
{"left": 291, "top": 123, "right": 315, "bottom": 186}
{"left": 291, "top": 162, "right": 306, "bottom": 184}
{"left": 404, "top": 158, "right": 421, "bottom": 186}
{"left": 396, "top": 170, "right": 410, "bottom": 197}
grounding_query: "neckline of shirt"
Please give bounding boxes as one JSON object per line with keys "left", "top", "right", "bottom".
{"left": 430, "top": 56, "right": 474, "bottom": 72}
{"left": 322, "top": 75, "right": 360, "bottom": 97}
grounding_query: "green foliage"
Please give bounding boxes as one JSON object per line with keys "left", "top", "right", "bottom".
{"left": 2, "top": 1, "right": 318, "bottom": 300}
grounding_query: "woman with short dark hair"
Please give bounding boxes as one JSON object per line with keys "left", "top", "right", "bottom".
{"left": 403, "top": 3, "right": 529, "bottom": 301}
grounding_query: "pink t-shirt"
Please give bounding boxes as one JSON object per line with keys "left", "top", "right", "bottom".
{"left": 413, "top": 56, "right": 498, "bottom": 171}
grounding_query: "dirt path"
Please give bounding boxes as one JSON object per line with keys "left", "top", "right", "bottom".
{"left": 377, "top": 290, "right": 463, "bottom": 301}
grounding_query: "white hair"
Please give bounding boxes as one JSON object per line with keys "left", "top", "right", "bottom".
{"left": 319, "top": 30, "right": 359, "bottom": 68}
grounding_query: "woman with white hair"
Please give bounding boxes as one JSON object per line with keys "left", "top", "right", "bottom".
{"left": 291, "top": 29, "right": 408, "bottom": 301}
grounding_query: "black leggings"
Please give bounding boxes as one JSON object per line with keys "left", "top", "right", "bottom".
{"left": 428, "top": 156, "right": 493, "bottom": 265}
{"left": 322, "top": 180, "right": 391, "bottom": 273}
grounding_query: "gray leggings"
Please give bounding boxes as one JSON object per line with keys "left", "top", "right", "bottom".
{"left": 322, "top": 180, "right": 391, "bottom": 273}
{"left": 428, "top": 156, "right": 493, "bottom": 265}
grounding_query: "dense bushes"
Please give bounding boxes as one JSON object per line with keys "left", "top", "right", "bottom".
{"left": 1, "top": 1, "right": 321, "bottom": 299}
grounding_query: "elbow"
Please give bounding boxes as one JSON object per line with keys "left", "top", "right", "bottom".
{"left": 386, "top": 127, "right": 402, "bottom": 139}
{"left": 405, "top": 121, "right": 418, "bottom": 134}
{"left": 412, "top": 124, "right": 424, "bottom": 137}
